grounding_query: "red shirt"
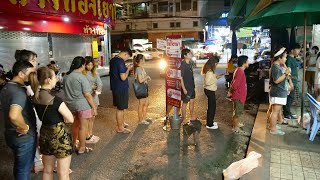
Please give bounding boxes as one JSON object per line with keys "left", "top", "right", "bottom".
{"left": 230, "top": 68, "right": 247, "bottom": 104}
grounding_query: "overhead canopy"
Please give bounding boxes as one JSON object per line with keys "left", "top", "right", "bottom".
{"left": 227, "top": 0, "right": 262, "bottom": 29}
{"left": 239, "top": 0, "right": 320, "bottom": 28}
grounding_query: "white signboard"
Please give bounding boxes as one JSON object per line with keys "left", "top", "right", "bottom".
{"left": 166, "top": 38, "right": 182, "bottom": 58}
{"left": 157, "top": 39, "right": 166, "bottom": 50}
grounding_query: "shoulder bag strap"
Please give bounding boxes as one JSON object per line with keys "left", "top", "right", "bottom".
{"left": 41, "top": 97, "right": 54, "bottom": 122}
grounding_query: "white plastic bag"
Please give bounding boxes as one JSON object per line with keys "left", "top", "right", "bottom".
{"left": 298, "top": 113, "right": 311, "bottom": 129}
{"left": 223, "top": 151, "right": 262, "bottom": 180}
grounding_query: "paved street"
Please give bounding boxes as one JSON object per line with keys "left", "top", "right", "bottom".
{"left": 0, "top": 60, "right": 257, "bottom": 180}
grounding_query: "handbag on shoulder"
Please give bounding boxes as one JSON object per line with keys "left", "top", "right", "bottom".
{"left": 133, "top": 79, "right": 148, "bottom": 98}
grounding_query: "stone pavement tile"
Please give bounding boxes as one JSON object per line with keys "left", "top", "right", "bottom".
{"left": 272, "top": 156, "right": 281, "bottom": 163}
{"left": 290, "top": 154, "right": 300, "bottom": 159}
{"left": 304, "top": 172, "right": 317, "bottom": 180}
{"left": 270, "top": 171, "right": 281, "bottom": 178}
{"left": 269, "top": 177, "right": 280, "bottom": 180}
{"left": 291, "top": 158, "right": 301, "bottom": 163}
{"left": 302, "top": 162, "right": 314, "bottom": 168}
{"left": 281, "top": 156, "right": 291, "bottom": 161}
{"left": 271, "top": 163, "right": 281, "bottom": 169}
{"left": 291, "top": 161, "right": 302, "bottom": 166}
{"left": 281, "top": 164, "right": 292, "bottom": 171}
{"left": 271, "top": 167, "right": 281, "bottom": 173}
{"left": 280, "top": 173, "right": 293, "bottom": 180}
{"left": 292, "top": 176, "right": 304, "bottom": 180}
{"left": 272, "top": 151, "right": 281, "bottom": 156}
{"left": 281, "top": 159, "right": 291, "bottom": 165}
{"left": 291, "top": 165, "right": 302, "bottom": 172}
{"left": 303, "top": 167, "right": 315, "bottom": 173}
{"left": 300, "top": 151, "right": 310, "bottom": 156}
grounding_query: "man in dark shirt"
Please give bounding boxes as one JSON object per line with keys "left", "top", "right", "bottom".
{"left": 110, "top": 48, "right": 133, "bottom": 133}
{"left": 0, "top": 60, "right": 36, "bottom": 180}
{"left": 283, "top": 43, "right": 301, "bottom": 121}
{"left": 180, "top": 49, "right": 196, "bottom": 124}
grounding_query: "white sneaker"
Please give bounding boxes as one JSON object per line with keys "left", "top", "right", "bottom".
{"left": 206, "top": 124, "right": 218, "bottom": 130}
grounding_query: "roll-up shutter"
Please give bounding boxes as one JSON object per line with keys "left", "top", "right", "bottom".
{"left": 51, "top": 33, "right": 92, "bottom": 72}
{"left": 0, "top": 31, "right": 49, "bottom": 71}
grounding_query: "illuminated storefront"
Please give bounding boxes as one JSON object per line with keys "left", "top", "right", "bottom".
{"left": 0, "top": 0, "right": 115, "bottom": 73}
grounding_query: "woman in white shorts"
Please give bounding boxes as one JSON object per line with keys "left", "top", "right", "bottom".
{"left": 269, "top": 47, "right": 292, "bottom": 135}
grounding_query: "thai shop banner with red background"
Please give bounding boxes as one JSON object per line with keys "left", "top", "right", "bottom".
{"left": 166, "top": 35, "right": 182, "bottom": 108}
{"left": 0, "top": 0, "right": 116, "bottom": 23}
{"left": 0, "top": 14, "right": 106, "bottom": 35}
{"left": 0, "top": 0, "right": 116, "bottom": 32}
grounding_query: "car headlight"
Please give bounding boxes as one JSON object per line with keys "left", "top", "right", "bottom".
{"left": 159, "top": 60, "right": 167, "bottom": 70}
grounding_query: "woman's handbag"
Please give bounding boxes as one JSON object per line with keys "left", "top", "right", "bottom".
{"left": 133, "top": 80, "right": 148, "bottom": 98}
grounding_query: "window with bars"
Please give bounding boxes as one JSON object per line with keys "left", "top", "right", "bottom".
{"left": 176, "top": 22, "right": 181, "bottom": 28}
{"left": 170, "top": 22, "right": 175, "bottom": 28}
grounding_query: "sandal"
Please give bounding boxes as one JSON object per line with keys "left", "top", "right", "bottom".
{"left": 139, "top": 120, "right": 150, "bottom": 125}
{"left": 124, "top": 122, "right": 129, "bottom": 128}
{"left": 77, "top": 147, "right": 93, "bottom": 155}
{"left": 86, "top": 135, "right": 100, "bottom": 144}
{"left": 270, "top": 129, "right": 285, "bottom": 135}
{"left": 117, "top": 128, "right": 131, "bottom": 134}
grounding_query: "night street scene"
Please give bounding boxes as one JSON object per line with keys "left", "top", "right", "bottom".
{"left": 1, "top": 0, "right": 320, "bottom": 180}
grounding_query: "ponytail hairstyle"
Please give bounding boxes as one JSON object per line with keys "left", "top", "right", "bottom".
{"left": 134, "top": 54, "right": 144, "bottom": 72}
{"left": 84, "top": 56, "right": 97, "bottom": 77}
{"left": 67, "top": 56, "right": 86, "bottom": 75}
{"left": 15, "top": 49, "right": 37, "bottom": 62}
{"left": 29, "top": 67, "right": 54, "bottom": 101}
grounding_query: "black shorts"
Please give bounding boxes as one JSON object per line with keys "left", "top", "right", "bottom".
{"left": 112, "top": 89, "right": 129, "bottom": 110}
{"left": 181, "top": 90, "right": 195, "bottom": 103}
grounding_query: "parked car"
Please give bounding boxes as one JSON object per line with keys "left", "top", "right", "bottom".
{"left": 145, "top": 48, "right": 164, "bottom": 59}
{"left": 134, "top": 49, "right": 153, "bottom": 60}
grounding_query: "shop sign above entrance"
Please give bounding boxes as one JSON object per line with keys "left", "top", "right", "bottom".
{"left": 2, "top": 0, "right": 116, "bottom": 24}
{"left": 83, "top": 25, "right": 106, "bottom": 35}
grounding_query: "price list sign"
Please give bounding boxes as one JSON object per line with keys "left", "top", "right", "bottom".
{"left": 166, "top": 35, "right": 182, "bottom": 108}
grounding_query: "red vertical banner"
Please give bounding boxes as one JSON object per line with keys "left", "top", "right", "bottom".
{"left": 166, "top": 35, "right": 182, "bottom": 108}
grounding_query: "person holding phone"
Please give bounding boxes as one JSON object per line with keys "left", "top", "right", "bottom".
{"left": 202, "top": 56, "right": 222, "bottom": 129}
{"left": 110, "top": 48, "right": 134, "bottom": 133}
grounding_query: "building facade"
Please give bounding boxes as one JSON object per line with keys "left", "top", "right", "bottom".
{"left": 112, "top": 0, "right": 207, "bottom": 49}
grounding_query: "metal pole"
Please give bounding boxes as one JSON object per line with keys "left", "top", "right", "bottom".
{"left": 301, "top": 12, "right": 307, "bottom": 119}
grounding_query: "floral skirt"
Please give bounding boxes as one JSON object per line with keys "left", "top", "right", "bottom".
{"left": 39, "top": 122, "right": 73, "bottom": 158}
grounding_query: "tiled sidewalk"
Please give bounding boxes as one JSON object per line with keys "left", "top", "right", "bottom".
{"left": 242, "top": 104, "right": 320, "bottom": 180}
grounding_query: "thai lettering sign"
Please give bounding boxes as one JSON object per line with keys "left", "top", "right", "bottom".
{"left": 83, "top": 25, "right": 106, "bottom": 35}
{"left": 166, "top": 35, "right": 182, "bottom": 108}
{"left": 1, "top": 0, "right": 116, "bottom": 23}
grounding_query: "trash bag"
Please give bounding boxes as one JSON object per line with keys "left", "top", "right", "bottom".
{"left": 298, "top": 113, "right": 310, "bottom": 129}
{"left": 223, "top": 151, "right": 262, "bottom": 180}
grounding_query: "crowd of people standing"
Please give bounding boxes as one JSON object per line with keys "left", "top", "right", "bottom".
{"left": 5, "top": 45, "right": 315, "bottom": 179}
